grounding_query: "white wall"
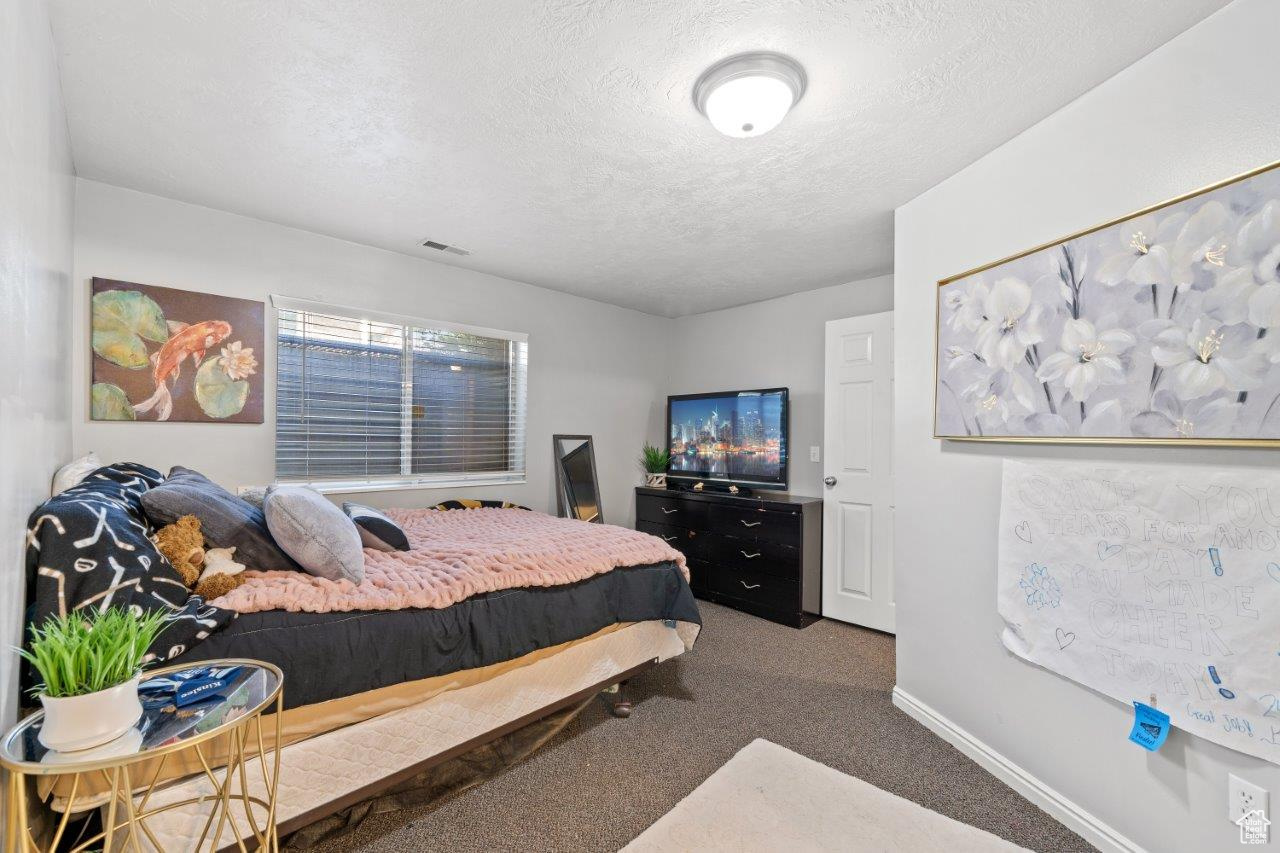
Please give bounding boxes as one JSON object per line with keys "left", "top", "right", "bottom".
{"left": 0, "top": 0, "right": 75, "bottom": 729}
{"left": 894, "top": 1, "right": 1280, "bottom": 851}
{"left": 71, "top": 177, "right": 894, "bottom": 527}
{"left": 72, "top": 180, "right": 670, "bottom": 527}
{"left": 667, "top": 276, "right": 892, "bottom": 497}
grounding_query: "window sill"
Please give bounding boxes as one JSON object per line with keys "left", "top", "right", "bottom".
{"left": 273, "top": 476, "right": 527, "bottom": 496}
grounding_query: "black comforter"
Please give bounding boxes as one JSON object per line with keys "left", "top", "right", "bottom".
{"left": 170, "top": 560, "right": 699, "bottom": 710}
{"left": 24, "top": 464, "right": 234, "bottom": 663}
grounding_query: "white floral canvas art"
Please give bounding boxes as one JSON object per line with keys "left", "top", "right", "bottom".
{"left": 935, "top": 162, "right": 1280, "bottom": 443}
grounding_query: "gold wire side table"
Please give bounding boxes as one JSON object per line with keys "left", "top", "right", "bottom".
{"left": 1, "top": 658, "right": 283, "bottom": 852}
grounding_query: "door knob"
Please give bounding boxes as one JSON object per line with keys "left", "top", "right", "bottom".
{"left": 824, "top": 476, "right": 837, "bottom": 487}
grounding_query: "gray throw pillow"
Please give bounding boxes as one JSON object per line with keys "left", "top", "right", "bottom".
{"left": 264, "top": 486, "right": 365, "bottom": 583}
{"left": 237, "top": 485, "right": 269, "bottom": 509}
{"left": 343, "top": 502, "right": 411, "bottom": 551}
{"left": 141, "top": 466, "right": 301, "bottom": 571}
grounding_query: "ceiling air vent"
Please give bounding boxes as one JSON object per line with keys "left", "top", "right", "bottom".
{"left": 420, "top": 238, "right": 471, "bottom": 256}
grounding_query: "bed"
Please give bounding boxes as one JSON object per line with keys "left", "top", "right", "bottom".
{"left": 25, "top": 467, "right": 700, "bottom": 850}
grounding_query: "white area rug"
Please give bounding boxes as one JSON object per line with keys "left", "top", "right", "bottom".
{"left": 622, "top": 739, "right": 1029, "bottom": 852}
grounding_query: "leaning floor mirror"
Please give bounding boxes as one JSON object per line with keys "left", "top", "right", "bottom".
{"left": 553, "top": 434, "right": 602, "bottom": 523}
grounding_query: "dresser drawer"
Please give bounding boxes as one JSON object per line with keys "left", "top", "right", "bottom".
{"left": 704, "top": 533, "right": 799, "bottom": 580}
{"left": 636, "top": 494, "right": 708, "bottom": 528}
{"left": 712, "top": 565, "right": 799, "bottom": 611}
{"left": 636, "top": 520, "right": 707, "bottom": 560}
{"left": 706, "top": 503, "right": 801, "bottom": 545}
{"left": 686, "top": 558, "right": 717, "bottom": 596}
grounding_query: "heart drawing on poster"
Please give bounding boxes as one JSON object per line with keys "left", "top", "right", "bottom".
{"left": 1097, "top": 542, "right": 1123, "bottom": 561}
{"left": 1014, "top": 521, "right": 1032, "bottom": 544}
{"left": 1055, "top": 628, "right": 1076, "bottom": 650}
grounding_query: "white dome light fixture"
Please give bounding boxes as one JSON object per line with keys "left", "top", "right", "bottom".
{"left": 694, "top": 52, "right": 807, "bottom": 139}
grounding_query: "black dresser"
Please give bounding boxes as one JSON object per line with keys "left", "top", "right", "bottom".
{"left": 635, "top": 486, "right": 822, "bottom": 628}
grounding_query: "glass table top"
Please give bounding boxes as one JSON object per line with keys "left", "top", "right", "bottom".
{"left": 0, "top": 659, "right": 280, "bottom": 774}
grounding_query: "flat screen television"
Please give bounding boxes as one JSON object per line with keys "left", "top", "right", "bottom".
{"left": 666, "top": 388, "right": 788, "bottom": 491}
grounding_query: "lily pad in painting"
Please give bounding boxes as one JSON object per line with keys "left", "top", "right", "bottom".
{"left": 92, "top": 290, "right": 168, "bottom": 369}
{"left": 195, "top": 357, "right": 249, "bottom": 419}
{"left": 91, "top": 383, "right": 136, "bottom": 420}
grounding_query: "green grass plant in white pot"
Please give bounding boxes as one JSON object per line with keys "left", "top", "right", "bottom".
{"left": 18, "top": 608, "right": 169, "bottom": 752}
{"left": 640, "top": 443, "right": 670, "bottom": 488}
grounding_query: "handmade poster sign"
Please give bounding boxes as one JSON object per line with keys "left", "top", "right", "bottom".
{"left": 999, "top": 458, "right": 1280, "bottom": 763}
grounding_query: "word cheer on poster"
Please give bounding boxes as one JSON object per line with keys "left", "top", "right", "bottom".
{"left": 999, "top": 458, "right": 1280, "bottom": 762}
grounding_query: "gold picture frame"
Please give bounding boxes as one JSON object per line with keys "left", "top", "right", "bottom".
{"left": 934, "top": 158, "right": 1280, "bottom": 446}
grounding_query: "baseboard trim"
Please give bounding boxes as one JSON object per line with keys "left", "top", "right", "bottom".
{"left": 891, "top": 686, "right": 1142, "bottom": 853}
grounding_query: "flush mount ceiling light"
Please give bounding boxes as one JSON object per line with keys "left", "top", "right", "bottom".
{"left": 693, "top": 52, "right": 807, "bottom": 139}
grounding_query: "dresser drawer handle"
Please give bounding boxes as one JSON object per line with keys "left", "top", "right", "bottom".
{"left": 661, "top": 507, "right": 678, "bottom": 514}
{"left": 741, "top": 551, "right": 761, "bottom": 559}
{"left": 661, "top": 535, "right": 677, "bottom": 542}
{"left": 740, "top": 581, "right": 762, "bottom": 590}
{"left": 739, "top": 520, "right": 761, "bottom": 528}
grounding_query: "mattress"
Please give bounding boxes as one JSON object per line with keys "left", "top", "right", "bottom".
{"left": 129, "top": 618, "right": 698, "bottom": 851}
{"left": 170, "top": 560, "right": 698, "bottom": 709}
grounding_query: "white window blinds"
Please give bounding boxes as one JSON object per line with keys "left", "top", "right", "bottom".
{"left": 274, "top": 297, "right": 527, "bottom": 488}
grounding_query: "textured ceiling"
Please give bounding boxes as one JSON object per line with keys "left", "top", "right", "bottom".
{"left": 47, "top": 0, "right": 1229, "bottom": 317}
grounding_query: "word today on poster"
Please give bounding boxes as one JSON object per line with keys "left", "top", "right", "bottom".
{"left": 998, "top": 458, "right": 1280, "bottom": 763}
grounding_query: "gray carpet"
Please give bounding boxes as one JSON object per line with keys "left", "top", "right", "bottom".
{"left": 320, "top": 602, "right": 1090, "bottom": 853}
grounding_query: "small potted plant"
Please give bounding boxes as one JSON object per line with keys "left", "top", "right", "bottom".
{"left": 18, "top": 607, "right": 169, "bottom": 752}
{"left": 640, "top": 443, "right": 670, "bottom": 488}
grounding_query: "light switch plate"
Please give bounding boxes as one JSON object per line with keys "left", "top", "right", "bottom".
{"left": 809, "top": 446, "right": 821, "bottom": 463}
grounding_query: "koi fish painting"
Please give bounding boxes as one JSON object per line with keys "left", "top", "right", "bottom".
{"left": 90, "top": 279, "right": 264, "bottom": 423}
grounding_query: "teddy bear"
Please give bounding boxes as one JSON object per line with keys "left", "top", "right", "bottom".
{"left": 194, "top": 547, "right": 247, "bottom": 600}
{"left": 153, "top": 516, "right": 250, "bottom": 600}
{"left": 153, "top": 515, "right": 205, "bottom": 587}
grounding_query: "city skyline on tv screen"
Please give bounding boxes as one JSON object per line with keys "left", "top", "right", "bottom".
{"left": 668, "top": 391, "right": 785, "bottom": 483}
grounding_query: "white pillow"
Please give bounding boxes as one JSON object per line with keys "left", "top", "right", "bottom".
{"left": 50, "top": 452, "right": 101, "bottom": 496}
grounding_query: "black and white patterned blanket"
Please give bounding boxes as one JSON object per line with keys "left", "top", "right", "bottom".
{"left": 25, "top": 463, "right": 235, "bottom": 663}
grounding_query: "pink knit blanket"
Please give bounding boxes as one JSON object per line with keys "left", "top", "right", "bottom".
{"left": 212, "top": 507, "right": 688, "bottom": 614}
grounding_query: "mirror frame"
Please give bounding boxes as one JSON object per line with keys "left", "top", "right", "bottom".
{"left": 552, "top": 433, "right": 603, "bottom": 524}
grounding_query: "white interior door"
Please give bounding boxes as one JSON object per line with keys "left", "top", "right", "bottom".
{"left": 822, "top": 311, "right": 895, "bottom": 633}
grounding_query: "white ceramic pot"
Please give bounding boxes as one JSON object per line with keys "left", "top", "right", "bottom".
{"left": 38, "top": 674, "right": 143, "bottom": 753}
{"left": 644, "top": 472, "right": 667, "bottom": 488}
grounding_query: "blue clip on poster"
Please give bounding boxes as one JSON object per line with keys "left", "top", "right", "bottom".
{"left": 1129, "top": 702, "right": 1170, "bottom": 751}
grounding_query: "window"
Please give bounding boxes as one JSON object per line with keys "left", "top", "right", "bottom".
{"left": 274, "top": 297, "right": 527, "bottom": 489}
